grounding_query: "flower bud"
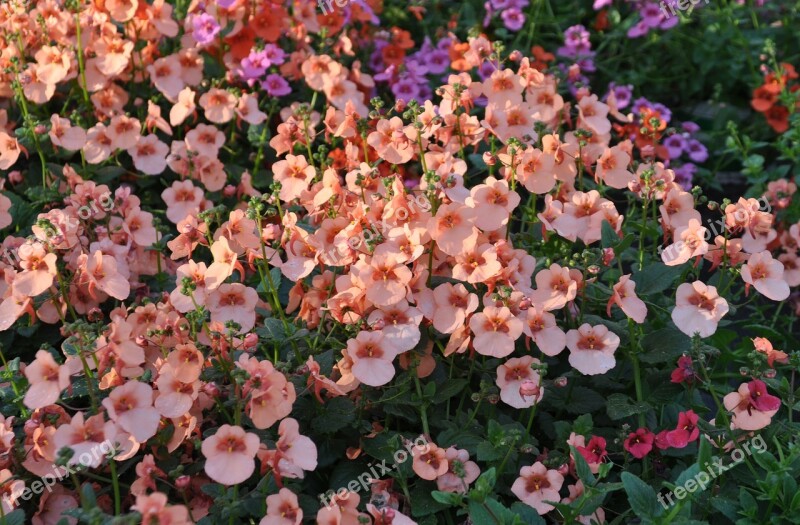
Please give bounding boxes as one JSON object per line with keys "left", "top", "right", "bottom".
{"left": 519, "top": 380, "right": 540, "bottom": 398}
{"left": 176, "top": 475, "right": 191, "bottom": 489}
{"left": 223, "top": 185, "right": 237, "bottom": 197}
{"left": 554, "top": 376, "right": 568, "bottom": 388}
{"left": 243, "top": 332, "right": 258, "bottom": 350}
{"left": 482, "top": 151, "right": 496, "bottom": 166}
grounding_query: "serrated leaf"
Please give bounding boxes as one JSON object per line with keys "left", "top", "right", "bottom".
{"left": 621, "top": 472, "right": 660, "bottom": 519}
{"left": 311, "top": 397, "right": 356, "bottom": 434}
{"left": 633, "top": 264, "right": 684, "bottom": 295}
{"left": 607, "top": 393, "right": 651, "bottom": 420}
{"left": 639, "top": 329, "right": 690, "bottom": 364}
{"left": 432, "top": 379, "right": 468, "bottom": 404}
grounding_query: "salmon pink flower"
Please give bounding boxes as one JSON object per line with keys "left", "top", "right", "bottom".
{"left": 199, "top": 88, "right": 237, "bottom": 124}
{"left": 624, "top": 428, "right": 654, "bottom": 459}
{"left": 0, "top": 132, "right": 22, "bottom": 170}
{"left": 665, "top": 410, "right": 700, "bottom": 448}
{"left": 49, "top": 116, "right": 86, "bottom": 151}
{"left": 162, "top": 180, "right": 206, "bottom": 224}
{"left": 429, "top": 202, "right": 479, "bottom": 256}
{"left": 154, "top": 364, "right": 200, "bottom": 418}
{"left": 465, "top": 177, "right": 521, "bottom": 232}
{"left": 723, "top": 380, "right": 781, "bottom": 431}
{"left": 511, "top": 462, "right": 564, "bottom": 515}
{"left": 522, "top": 306, "right": 566, "bottom": 356}
{"left": 531, "top": 264, "right": 579, "bottom": 311}
{"left": 752, "top": 337, "right": 788, "bottom": 367}
{"left": 427, "top": 283, "right": 479, "bottom": 334}
{"left": 273, "top": 154, "right": 315, "bottom": 202}
{"left": 131, "top": 493, "right": 191, "bottom": 525}
{"left": 130, "top": 135, "right": 169, "bottom": 175}
{"left": 14, "top": 243, "right": 57, "bottom": 297}
{"left": 273, "top": 417, "right": 318, "bottom": 477}
{"left": 361, "top": 252, "right": 412, "bottom": 307}
{"left": 23, "top": 350, "right": 69, "bottom": 410}
{"left": 101, "top": 381, "right": 161, "bottom": 443}
{"left": 170, "top": 87, "right": 196, "bottom": 126}
{"left": 436, "top": 447, "right": 480, "bottom": 493}
{"left": 607, "top": 274, "right": 647, "bottom": 323}
{"left": 672, "top": 281, "right": 728, "bottom": 338}
{"left": 469, "top": 306, "right": 524, "bottom": 358}
{"left": 740, "top": 251, "right": 790, "bottom": 301}
{"left": 85, "top": 251, "right": 130, "bottom": 300}
{"left": 201, "top": 425, "right": 260, "bottom": 485}
{"left": 596, "top": 145, "right": 634, "bottom": 189}
{"left": 347, "top": 330, "right": 399, "bottom": 387}
{"left": 566, "top": 324, "right": 620, "bottom": 375}
{"left": 412, "top": 442, "right": 448, "bottom": 480}
{"left": 52, "top": 412, "right": 117, "bottom": 468}
{"left": 260, "top": 488, "right": 302, "bottom": 525}
{"left": 207, "top": 283, "right": 258, "bottom": 333}
{"left": 496, "top": 355, "right": 543, "bottom": 408}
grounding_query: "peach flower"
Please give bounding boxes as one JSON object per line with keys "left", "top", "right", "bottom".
{"left": 740, "top": 251, "right": 790, "bottom": 301}
{"left": 723, "top": 380, "right": 781, "bottom": 431}
{"left": 201, "top": 425, "right": 260, "bottom": 486}
{"left": 496, "top": 355, "right": 543, "bottom": 408}
{"left": 412, "top": 442, "right": 448, "bottom": 480}
{"left": 511, "top": 462, "right": 564, "bottom": 515}
{"left": 347, "top": 330, "right": 399, "bottom": 387}
{"left": 672, "top": 281, "right": 729, "bottom": 338}
{"left": 23, "top": 350, "right": 69, "bottom": 410}
{"left": 607, "top": 274, "right": 647, "bottom": 324}
{"left": 566, "top": 324, "right": 620, "bottom": 375}
{"left": 260, "top": 488, "right": 302, "bottom": 525}
{"left": 101, "top": 380, "right": 161, "bottom": 443}
{"left": 131, "top": 492, "right": 191, "bottom": 525}
{"left": 469, "top": 306, "right": 524, "bottom": 358}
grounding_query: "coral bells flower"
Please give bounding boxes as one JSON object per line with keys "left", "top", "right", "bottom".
{"left": 496, "top": 355, "right": 543, "bottom": 409}
{"left": 469, "top": 306, "right": 524, "bottom": 358}
{"left": 511, "top": 462, "right": 564, "bottom": 515}
{"left": 347, "top": 330, "right": 399, "bottom": 387}
{"left": 671, "top": 281, "right": 729, "bottom": 338}
{"left": 624, "top": 428, "right": 655, "bottom": 459}
{"left": 665, "top": 410, "right": 700, "bottom": 448}
{"left": 201, "top": 425, "right": 260, "bottom": 485}
{"left": 723, "top": 380, "right": 781, "bottom": 431}
{"left": 740, "top": 251, "right": 791, "bottom": 301}
{"left": 566, "top": 324, "right": 620, "bottom": 375}
{"left": 412, "top": 443, "right": 449, "bottom": 480}
{"left": 23, "top": 350, "right": 69, "bottom": 410}
{"left": 607, "top": 274, "right": 647, "bottom": 323}
{"left": 670, "top": 355, "right": 699, "bottom": 384}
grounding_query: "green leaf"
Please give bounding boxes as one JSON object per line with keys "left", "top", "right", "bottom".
{"left": 311, "top": 397, "right": 356, "bottom": 434}
{"left": 639, "top": 329, "right": 690, "bottom": 364}
{"left": 469, "top": 467, "right": 497, "bottom": 503}
{"left": 256, "top": 318, "right": 285, "bottom": 341}
{"left": 510, "top": 502, "right": 546, "bottom": 524}
{"left": 410, "top": 483, "right": 451, "bottom": 517}
{"left": 468, "top": 498, "right": 520, "bottom": 525}
{"left": 432, "top": 379, "right": 468, "bottom": 404}
{"left": 633, "top": 264, "right": 684, "bottom": 295}
{"left": 477, "top": 441, "right": 504, "bottom": 462}
{"left": 601, "top": 220, "right": 618, "bottom": 249}
{"left": 570, "top": 445, "right": 596, "bottom": 485}
{"left": 0, "top": 509, "right": 26, "bottom": 525}
{"left": 621, "top": 472, "right": 660, "bottom": 518}
{"left": 431, "top": 490, "right": 464, "bottom": 506}
{"left": 606, "top": 393, "right": 651, "bottom": 420}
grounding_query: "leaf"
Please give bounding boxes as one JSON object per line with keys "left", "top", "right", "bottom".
{"left": 639, "top": 329, "right": 690, "bottom": 364}
{"left": 432, "top": 379, "right": 468, "bottom": 404}
{"left": 510, "top": 502, "right": 546, "bottom": 524}
{"left": 468, "top": 498, "right": 520, "bottom": 525}
{"left": 607, "top": 393, "right": 651, "bottom": 420}
{"left": 431, "top": 490, "right": 464, "bottom": 506}
{"left": 601, "top": 220, "right": 618, "bottom": 249}
{"left": 256, "top": 318, "right": 285, "bottom": 341}
{"left": 476, "top": 441, "right": 504, "bottom": 462}
{"left": 570, "top": 445, "right": 596, "bottom": 485}
{"left": 621, "top": 472, "right": 660, "bottom": 518}
{"left": 0, "top": 510, "right": 25, "bottom": 525}
{"left": 633, "top": 264, "right": 684, "bottom": 295}
{"left": 545, "top": 385, "right": 606, "bottom": 414}
{"left": 410, "top": 484, "right": 451, "bottom": 517}
{"left": 311, "top": 397, "right": 356, "bottom": 434}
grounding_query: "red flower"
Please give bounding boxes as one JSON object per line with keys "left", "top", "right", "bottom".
{"left": 670, "top": 356, "right": 699, "bottom": 385}
{"left": 577, "top": 436, "right": 608, "bottom": 464}
{"left": 624, "top": 428, "right": 655, "bottom": 459}
{"left": 665, "top": 410, "right": 700, "bottom": 449}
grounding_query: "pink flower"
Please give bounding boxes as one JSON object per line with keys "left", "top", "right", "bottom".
{"left": 85, "top": 250, "right": 130, "bottom": 300}
{"left": 274, "top": 417, "right": 318, "bottom": 476}
{"left": 469, "top": 306, "right": 524, "bottom": 358}
{"left": 199, "top": 88, "right": 237, "bottom": 124}
{"left": 428, "top": 283, "right": 479, "bottom": 334}
{"left": 201, "top": 425, "right": 260, "bottom": 485}
{"left": 131, "top": 493, "right": 191, "bottom": 525}
{"left": 412, "top": 442, "right": 448, "bottom": 480}
{"left": 531, "top": 263, "right": 579, "bottom": 311}
{"left": 566, "top": 324, "right": 619, "bottom": 375}
{"left": 670, "top": 355, "right": 699, "bottom": 384}
{"left": 752, "top": 337, "right": 788, "bottom": 367}
{"left": 130, "top": 134, "right": 169, "bottom": 175}
{"left": 607, "top": 274, "right": 647, "bottom": 323}
{"left": 14, "top": 243, "right": 57, "bottom": 297}
{"left": 740, "top": 251, "right": 790, "bottom": 301}
{"left": 347, "top": 331, "right": 399, "bottom": 387}
{"left": 207, "top": 283, "right": 258, "bottom": 333}
{"left": 273, "top": 154, "right": 315, "bottom": 202}
{"left": 465, "top": 176, "right": 521, "bottom": 231}
{"left": 429, "top": 203, "right": 479, "bottom": 256}
{"left": 521, "top": 306, "right": 566, "bottom": 356}
{"left": 671, "top": 281, "right": 728, "bottom": 338}
{"left": 665, "top": 410, "right": 700, "bottom": 448}
{"left": 23, "top": 350, "right": 69, "bottom": 410}
{"left": 511, "top": 462, "right": 564, "bottom": 515}
{"left": 436, "top": 447, "right": 480, "bottom": 493}
{"left": 260, "top": 488, "right": 302, "bottom": 525}
{"left": 496, "top": 355, "right": 543, "bottom": 408}
{"left": 101, "top": 381, "right": 161, "bottom": 443}
{"left": 723, "top": 380, "right": 781, "bottom": 431}
{"left": 624, "top": 428, "right": 655, "bottom": 459}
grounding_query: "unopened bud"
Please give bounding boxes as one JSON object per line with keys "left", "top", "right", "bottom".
{"left": 519, "top": 380, "right": 540, "bottom": 398}
{"left": 554, "top": 376, "right": 568, "bottom": 388}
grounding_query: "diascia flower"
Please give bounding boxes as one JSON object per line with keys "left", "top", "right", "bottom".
{"left": 723, "top": 380, "right": 781, "bottom": 431}
{"left": 496, "top": 355, "right": 544, "bottom": 409}
{"left": 469, "top": 305, "right": 524, "bottom": 358}
{"left": 740, "top": 251, "right": 791, "bottom": 301}
{"left": 511, "top": 462, "right": 564, "bottom": 515}
{"left": 624, "top": 428, "right": 655, "bottom": 459}
{"left": 347, "top": 330, "right": 399, "bottom": 387}
{"left": 566, "top": 323, "right": 620, "bottom": 375}
{"left": 607, "top": 274, "right": 647, "bottom": 323}
{"left": 201, "top": 425, "right": 260, "bottom": 486}
{"left": 260, "top": 488, "right": 302, "bottom": 525}
{"left": 23, "top": 350, "right": 70, "bottom": 410}
{"left": 671, "top": 281, "right": 729, "bottom": 338}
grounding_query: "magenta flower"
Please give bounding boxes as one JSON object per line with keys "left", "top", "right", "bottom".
{"left": 262, "top": 74, "right": 291, "bottom": 97}
{"left": 192, "top": 13, "right": 220, "bottom": 46}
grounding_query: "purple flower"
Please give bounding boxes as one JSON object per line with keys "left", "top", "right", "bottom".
{"left": 501, "top": 8, "right": 526, "bottom": 31}
{"left": 651, "top": 103, "right": 672, "bottom": 123}
{"left": 593, "top": 0, "right": 612, "bottom": 8}
{"left": 424, "top": 49, "right": 451, "bottom": 75}
{"left": 664, "top": 134, "right": 687, "bottom": 159}
{"left": 564, "top": 25, "right": 591, "bottom": 49}
{"left": 263, "top": 44, "right": 286, "bottom": 66}
{"left": 673, "top": 163, "right": 697, "bottom": 190}
{"left": 607, "top": 83, "right": 634, "bottom": 109}
{"left": 640, "top": 2, "right": 664, "bottom": 28}
{"left": 392, "top": 78, "right": 420, "bottom": 101}
{"left": 217, "top": 0, "right": 237, "bottom": 7}
{"left": 627, "top": 20, "right": 650, "bottom": 38}
{"left": 686, "top": 139, "right": 708, "bottom": 163}
{"left": 192, "top": 13, "right": 220, "bottom": 46}
{"left": 682, "top": 121, "right": 700, "bottom": 134}
{"left": 262, "top": 74, "right": 291, "bottom": 97}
